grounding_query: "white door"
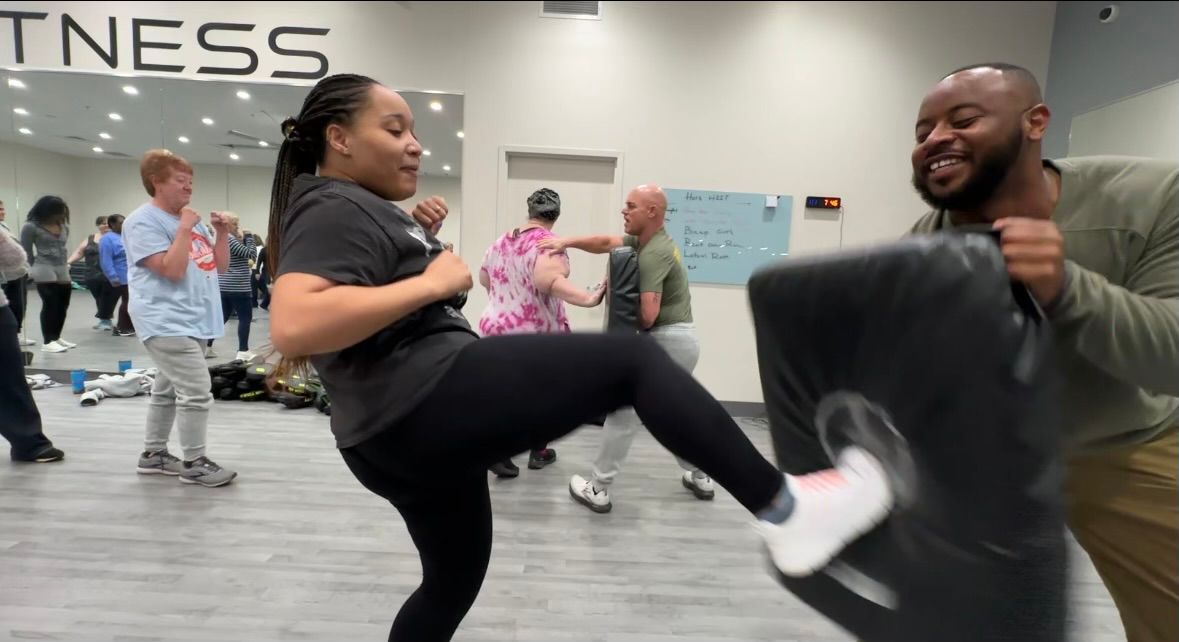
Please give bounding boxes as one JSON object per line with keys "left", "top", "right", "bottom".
{"left": 502, "top": 153, "right": 620, "bottom": 332}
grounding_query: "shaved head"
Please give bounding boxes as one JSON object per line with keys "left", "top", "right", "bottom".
{"left": 622, "top": 184, "right": 668, "bottom": 237}
{"left": 943, "top": 63, "right": 1042, "bottom": 104}
{"left": 632, "top": 184, "right": 667, "bottom": 213}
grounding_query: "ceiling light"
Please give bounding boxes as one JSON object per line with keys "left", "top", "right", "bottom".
{"left": 18, "top": 127, "right": 32, "bottom": 135}
{"left": 177, "top": 135, "right": 190, "bottom": 144}
{"left": 122, "top": 85, "right": 138, "bottom": 96}
{"left": 422, "top": 149, "right": 432, "bottom": 156}
{"left": 99, "top": 132, "right": 112, "bottom": 140}
{"left": 109, "top": 112, "right": 122, "bottom": 121}
{"left": 13, "top": 107, "right": 28, "bottom": 116}
{"left": 7, "top": 78, "right": 25, "bottom": 89}
{"left": 202, "top": 117, "right": 214, "bottom": 126}
{"left": 92, "top": 146, "right": 104, "bottom": 153}
{"left": 429, "top": 101, "right": 443, "bottom": 112}
{"left": 456, "top": 131, "right": 464, "bottom": 139}
{"left": 258, "top": 141, "right": 269, "bottom": 147}
{"left": 229, "top": 153, "right": 240, "bottom": 161}
{"left": 442, "top": 164, "right": 452, "bottom": 172}
{"left": 236, "top": 90, "right": 251, "bottom": 100}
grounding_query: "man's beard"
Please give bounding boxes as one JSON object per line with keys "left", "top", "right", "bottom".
{"left": 912, "top": 127, "right": 1023, "bottom": 212}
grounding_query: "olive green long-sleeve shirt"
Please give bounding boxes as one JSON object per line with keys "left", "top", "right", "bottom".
{"left": 911, "top": 156, "right": 1179, "bottom": 451}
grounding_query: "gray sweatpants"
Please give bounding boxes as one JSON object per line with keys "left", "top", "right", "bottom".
{"left": 142, "top": 336, "right": 212, "bottom": 461}
{"left": 591, "top": 322, "right": 703, "bottom": 487}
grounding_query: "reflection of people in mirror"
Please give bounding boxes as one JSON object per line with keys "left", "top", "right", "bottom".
{"left": 21, "top": 195, "right": 76, "bottom": 353}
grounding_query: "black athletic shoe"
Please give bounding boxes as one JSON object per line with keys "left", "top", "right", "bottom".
{"left": 490, "top": 459, "right": 520, "bottom": 478}
{"left": 528, "top": 448, "right": 557, "bottom": 470}
{"left": 13, "top": 447, "right": 65, "bottom": 463}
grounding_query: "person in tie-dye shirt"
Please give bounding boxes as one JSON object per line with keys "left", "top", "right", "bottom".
{"left": 478, "top": 188, "right": 605, "bottom": 477}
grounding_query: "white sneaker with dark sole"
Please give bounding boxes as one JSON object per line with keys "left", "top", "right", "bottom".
{"left": 681, "top": 471, "right": 715, "bottom": 500}
{"left": 569, "top": 474, "right": 612, "bottom": 513}
{"left": 755, "top": 448, "right": 894, "bottom": 577}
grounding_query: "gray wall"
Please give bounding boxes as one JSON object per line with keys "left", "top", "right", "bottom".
{"left": 1043, "top": 1, "right": 1179, "bottom": 159}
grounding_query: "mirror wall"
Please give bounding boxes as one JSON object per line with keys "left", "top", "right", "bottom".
{"left": 0, "top": 70, "right": 464, "bottom": 372}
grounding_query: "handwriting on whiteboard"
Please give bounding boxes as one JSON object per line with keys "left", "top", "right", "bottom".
{"left": 663, "top": 189, "right": 792, "bottom": 284}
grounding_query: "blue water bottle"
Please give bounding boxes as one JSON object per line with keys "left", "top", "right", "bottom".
{"left": 70, "top": 369, "right": 86, "bottom": 394}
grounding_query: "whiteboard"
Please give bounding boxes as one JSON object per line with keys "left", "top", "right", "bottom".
{"left": 1069, "top": 81, "right": 1179, "bottom": 160}
{"left": 664, "top": 189, "right": 793, "bottom": 286}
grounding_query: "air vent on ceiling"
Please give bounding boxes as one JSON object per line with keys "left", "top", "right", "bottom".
{"left": 540, "top": 1, "right": 601, "bottom": 20}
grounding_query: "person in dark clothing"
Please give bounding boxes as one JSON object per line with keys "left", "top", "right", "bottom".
{"left": 251, "top": 233, "right": 270, "bottom": 310}
{"left": 265, "top": 73, "right": 894, "bottom": 642}
{"left": 0, "top": 216, "right": 64, "bottom": 463}
{"left": 99, "top": 214, "right": 134, "bottom": 336}
{"left": 68, "top": 215, "right": 116, "bottom": 331}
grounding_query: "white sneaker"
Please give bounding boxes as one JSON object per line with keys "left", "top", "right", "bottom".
{"left": 41, "top": 340, "right": 67, "bottom": 353}
{"left": 681, "top": 471, "right": 715, "bottom": 500}
{"left": 205, "top": 347, "right": 217, "bottom": 359}
{"left": 80, "top": 389, "right": 106, "bottom": 407}
{"left": 235, "top": 350, "right": 256, "bottom": 363}
{"left": 569, "top": 474, "right": 612, "bottom": 513}
{"left": 19, "top": 338, "right": 36, "bottom": 346}
{"left": 57, "top": 338, "right": 77, "bottom": 349}
{"left": 755, "top": 447, "right": 894, "bottom": 577}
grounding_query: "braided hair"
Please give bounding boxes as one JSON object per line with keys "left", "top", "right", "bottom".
{"left": 266, "top": 74, "right": 378, "bottom": 375}
{"left": 266, "top": 73, "right": 378, "bottom": 273}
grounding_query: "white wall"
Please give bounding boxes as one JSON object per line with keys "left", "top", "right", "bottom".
{"left": 0, "top": 1, "right": 1057, "bottom": 402}
{"left": 1068, "top": 81, "right": 1179, "bottom": 160}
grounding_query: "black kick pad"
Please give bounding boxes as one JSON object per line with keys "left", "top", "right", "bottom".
{"left": 747, "top": 231, "right": 1067, "bottom": 642}
{"left": 603, "top": 245, "right": 640, "bottom": 334}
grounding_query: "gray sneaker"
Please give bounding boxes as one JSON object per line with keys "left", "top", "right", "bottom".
{"left": 179, "top": 456, "right": 237, "bottom": 487}
{"left": 137, "top": 450, "right": 184, "bottom": 475}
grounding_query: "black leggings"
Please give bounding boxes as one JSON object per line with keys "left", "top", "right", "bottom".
{"left": 36, "top": 283, "right": 71, "bottom": 343}
{"left": 340, "top": 333, "right": 783, "bottom": 642}
{"left": 1, "top": 279, "right": 26, "bottom": 333}
{"left": 112, "top": 285, "right": 133, "bottom": 333}
{"left": 0, "top": 304, "right": 52, "bottom": 459}
{"left": 86, "top": 276, "right": 116, "bottom": 321}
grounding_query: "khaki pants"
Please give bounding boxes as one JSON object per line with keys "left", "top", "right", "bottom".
{"left": 1066, "top": 428, "right": 1179, "bottom": 642}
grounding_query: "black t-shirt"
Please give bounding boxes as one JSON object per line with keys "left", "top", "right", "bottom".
{"left": 277, "top": 175, "right": 478, "bottom": 448}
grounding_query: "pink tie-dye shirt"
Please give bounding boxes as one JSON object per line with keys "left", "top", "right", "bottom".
{"left": 478, "top": 227, "right": 571, "bottom": 336}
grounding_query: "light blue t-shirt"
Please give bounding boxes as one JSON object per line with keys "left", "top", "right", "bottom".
{"left": 123, "top": 202, "right": 224, "bottom": 341}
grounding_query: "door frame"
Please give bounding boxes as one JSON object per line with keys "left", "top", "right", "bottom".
{"left": 496, "top": 145, "right": 627, "bottom": 233}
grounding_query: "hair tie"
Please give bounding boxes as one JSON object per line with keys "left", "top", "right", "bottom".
{"left": 281, "top": 117, "right": 302, "bottom": 142}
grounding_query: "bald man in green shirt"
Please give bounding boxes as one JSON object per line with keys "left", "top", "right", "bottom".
{"left": 540, "top": 184, "right": 711, "bottom": 513}
{"left": 909, "top": 62, "right": 1178, "bottom": 642}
